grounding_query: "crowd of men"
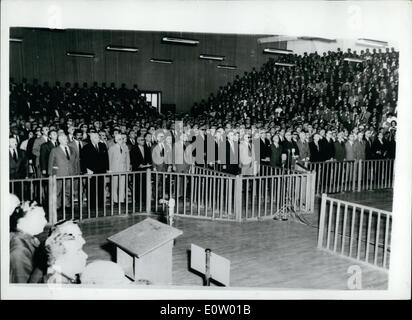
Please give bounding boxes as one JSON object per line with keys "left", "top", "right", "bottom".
{"left": 9, "top": 47, "right": 398, "bottom": 184}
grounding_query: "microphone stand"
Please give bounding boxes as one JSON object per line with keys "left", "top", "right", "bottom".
{"left": 273, "top": 150, "right": 296, "bottom": 221}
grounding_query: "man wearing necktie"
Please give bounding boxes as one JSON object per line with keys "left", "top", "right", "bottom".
{"left": 40, "top": 130, "right": 59, "bottom": 177}
{"left": 152, "top": 132, "right": 166, "bottom": 172}
{"left": 144, "top": 133, "right": 154, "bottom": 165}
{"left": 82, "top": 133, "right": 109, "bottom": 210}
{"left": 68, "top": 129, "right": 84, "bottom": 175}
{"left": 239, "top": 133, "right": 257, "bottom": 176}
{"left": 48, "top": 134, "right": 79, "bottom": 211}
{"left": 108, "top": 134, "right": 130, "bottom": 203}
{"left": 353, "top": 131, "right": 366, "bottom": 160}
{"left": 224, "top": 131, "right": 240, "bottom": 175}
{"left": 9, "top": 136, "right": 27, "bottom": 181}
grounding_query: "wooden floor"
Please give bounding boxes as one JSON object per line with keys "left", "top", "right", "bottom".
{"left": 79, "top": 188, "right": 392, "bottom": 289}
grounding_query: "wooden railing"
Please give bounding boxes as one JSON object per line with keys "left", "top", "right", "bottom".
{"left": 10, "top": 165, "right": 316, "bottom": 224}
{"left": 317, "top": 194, "right": 392, "bottom": 270}
{"left": 10, "top": 171, "right": 149, "bottom": 224}
{"left": 305, "top": 159, "right": 395, "bottom": 195}
{"left": 240, "top": 171, "right": 316, "bottom": 221}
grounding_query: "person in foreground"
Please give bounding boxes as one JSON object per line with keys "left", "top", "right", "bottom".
{"left": 9, "top": 201, "right": 48, "bottom": 283}
{"left": 44, "top": 220, "right": 88, "bottom": 284}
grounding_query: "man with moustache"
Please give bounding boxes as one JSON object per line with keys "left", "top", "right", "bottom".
{"left": 40, "top": 130, "right": 58, "bottom": 177}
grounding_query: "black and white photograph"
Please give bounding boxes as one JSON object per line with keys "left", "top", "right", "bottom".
{"left": 1, "top": 0, "right": 411, "bottom": 301}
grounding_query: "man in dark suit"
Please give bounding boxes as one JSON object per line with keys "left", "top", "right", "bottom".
{"left": 309, "top": 134, "right": 324, "bottom": 162}
{"left": 224, "top": 131, "right": 240, "bottom": 175}
{"left": 9, "top": 136, "right": 27, "bottom": 180}
{"left": 364, "top": 130, "right": 374, "bottom": 160}
{"left": 68, "top": 129, "right": 84, "bottom": 175}
{"left": 82, "top": 132, "right": 109, "bottom": 210}
{"left": 130, "top": 135, "right": 152, "bottom": 207}
{"left": 40, "top": 130, "right": 58, "bottom": 177}
{"left": 334, "top": 132, "right": 346, "bottom": 161}
{"left": 259, "top": 131, "right": 270, "bottom": 163}
{"left": 144, "top": 133, "right": 154, "bottom": 165}
{"left": 281, "top": 131, "right": 300, "bottom": 168}
{"left": 130, "top": 135, "right": 151, "bottom": 171}
{"left": 322, "top": 131, "right": 335, "bottom": 161}
{"left": 48, "top": 134, "right": 79, "bottom": 210}
{"left": 126, "top": 130, "right": 137, "bottom": 152}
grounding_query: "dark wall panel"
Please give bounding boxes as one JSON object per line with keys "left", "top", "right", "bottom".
{"left": 10, "top": 28, "right": 286, "bottom": 113}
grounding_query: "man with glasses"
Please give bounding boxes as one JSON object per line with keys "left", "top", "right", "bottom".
{"left": 130, "top": 135, "right": 151, "bottom": 171}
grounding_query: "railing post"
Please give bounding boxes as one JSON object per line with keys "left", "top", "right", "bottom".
{"left": 234, "top": 175, "right": 242, "bottom": 222}
{"left": 317, "top": 193, "right": 328, "bottom": 249}
{"left": 146, "top": 168, "right": 152, "bottom": 214}
{"left": 48, "top": 173, "right": 57, "bottom": 225}
{"left": 351, "top": 161, "right": 357, "bottom": 192}
{"left": 310, "top": 171, "right": 316, "bottom": 212}
{"left": 357, "top": 159, "right": 363, "bottom": 192}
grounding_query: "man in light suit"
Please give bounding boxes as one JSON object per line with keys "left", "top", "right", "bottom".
{"left": 296, "top": 132, "right": 310, "bottom": 162}
{"left": 152, "top": 131, "right": 167, "bottom": 172}
{"left": 239, "top": 133, "right": 257, "bottom": 176}
{"left": 353, "top": 131, "right": 366, "bottom": 160}
{"left": 108, "top": 134, "right": 130, "bottom": 203}
{"left": 345, "top": 134, "right": 356, "bottom": 161}
{"left": 48, "top": 134, "right": 79, "bottom": 210}
{"left": 68, "top": 129, "right": 85, "bottom": 201}
{"left": 68, "top": 129, "right": 84, "bottom": 175}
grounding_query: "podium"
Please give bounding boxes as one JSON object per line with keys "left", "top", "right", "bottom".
{"left": 108, "top": 218, "right": 183, "bottom": 285}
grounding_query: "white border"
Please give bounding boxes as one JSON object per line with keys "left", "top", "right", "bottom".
{"left": 1, "top": 0, "right": 411, "bottom": 300}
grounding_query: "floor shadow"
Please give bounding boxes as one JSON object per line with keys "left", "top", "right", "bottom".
{"left": 101, "top": 241, "right": 117, "bottom": 262}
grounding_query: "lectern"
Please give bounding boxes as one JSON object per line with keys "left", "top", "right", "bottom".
{"left": 107, "top": 218, "right": 183, "bottom": 285}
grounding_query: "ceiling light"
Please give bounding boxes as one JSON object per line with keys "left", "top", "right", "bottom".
{"left": 199, "top": 54, "right": 225, "bottom": 61}
{"left": 258, "top": 35, "right": 298, "bottom": 43}
{"left": 150, "top": 58, "right": 172, "bottom": 64}
{"left": 10, "top": 37, "right": 23, "bottom": 42}
{"left": 299, "top": 36, "right": 337, "bottom": 43}
{"left": 217, "top": 65, "right": 237, "bottom": 70}
{"left": 162, "top": 37, "right": 199, "bottom": 45}
{"left": 275, "top": 62, "right": 295, "bottom": 67}
{"left": 356, "top": 38, "right": 388, "bottom": 48}
{"left": 106, "top": 45, "right": 139, "bottom": 52}
{"left": 263, "top": 48, "right": 294, "bottom": 55}
{"left": 66, "top": 52, "right": 95, "bottom": 58}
